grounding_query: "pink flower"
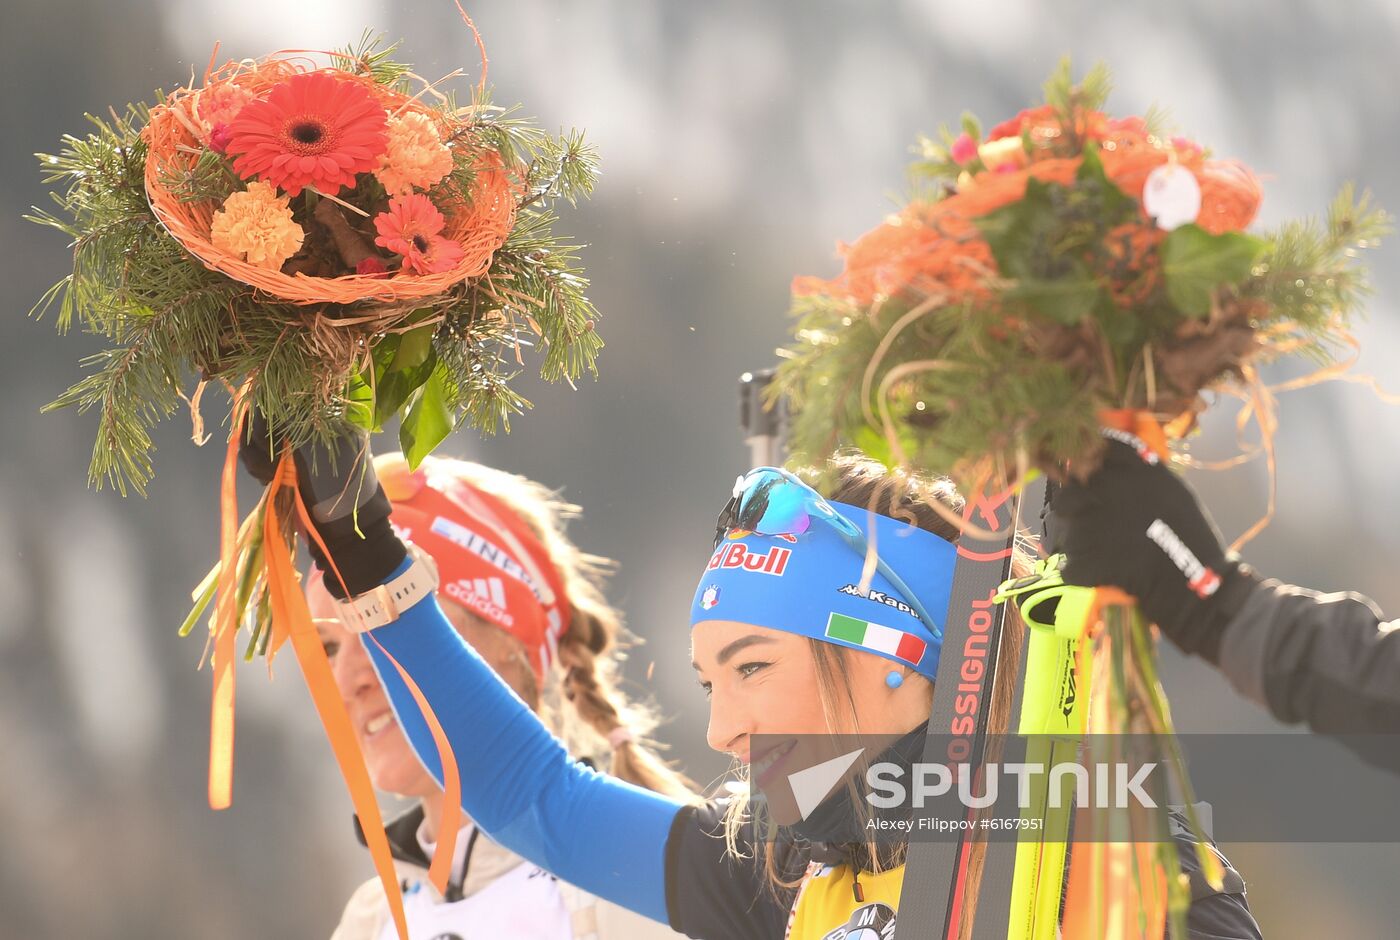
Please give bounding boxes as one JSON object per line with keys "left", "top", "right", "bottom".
{"left": 373, "top": 194, "right": 463, "bottom": 274}
{"left": 407, "top": 236, "right": 465, "bottom": 275}
{"left": 375, "top": 193, "right": 445, "bottom": 252}
{"left": 1171, "top": 136, "right": 1204, "bottom": 158}
{"left": 950, "top": 132, "right": 978, "bottom": 165}
{"left": 356, "top": 256, "right": 390, "bottom": 277}
{"left": 208, "top": 123, "right": 233, "bottom": 155}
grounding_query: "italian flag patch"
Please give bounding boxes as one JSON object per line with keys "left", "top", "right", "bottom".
{"left": 825, "top": 612, "right": 927, "bottom": 665}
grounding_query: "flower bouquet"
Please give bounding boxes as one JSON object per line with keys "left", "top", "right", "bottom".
{"left": 777, "top": 62, "right": 1389, "bottom": 937}
{"left": 33, "top": 30, "right": 599, "bottom": 494}
{"left": 31, "top": 21, "right": 600, "bottom": 940}
{"left": 781, "top": 62, "right": 1385, "bottom": 507}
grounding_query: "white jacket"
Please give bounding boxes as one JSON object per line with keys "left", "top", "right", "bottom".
{"left": 331, "top": 810, "right": 686, "bottom": 940}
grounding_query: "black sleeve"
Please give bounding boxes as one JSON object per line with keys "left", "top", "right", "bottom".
{"left": 1172, "top": 810, "right": 1262, "bottom": 940}
{"left": 664, "top": 800, "right": 806, "bottom": 940}
{"left": 1216, "top": 579, "right": 1400, "bottom": 772}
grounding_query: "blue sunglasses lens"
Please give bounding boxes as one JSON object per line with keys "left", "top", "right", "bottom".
{"left": 718, "top": 467, "right": 945, "bottom": 645}
{"left": 737, "top": 471, "right": 812, "bottom": 536}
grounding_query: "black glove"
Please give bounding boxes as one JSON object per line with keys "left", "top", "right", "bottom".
{"left": 1043, "top": 434, "right": 1259, "bottom": 663}
{"left": 239, "top": 413, "right": 406, "bottom": 599}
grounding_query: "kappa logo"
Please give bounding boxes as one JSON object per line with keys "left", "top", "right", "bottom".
{"left": 706, "top": 542, "right": 792, "bottom": 576}
{"left": 700, "top": 584, "right": 721, "bottom": 610}
{"left": 444, "top": 576, "right": 514, "bottom": 626}
{"left": 837, "top": 583, "right": 919, "bottom": 620}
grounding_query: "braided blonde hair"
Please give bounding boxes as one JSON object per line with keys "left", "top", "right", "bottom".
{"left": 375, "top": 452, "right": 695, "bottom": 799}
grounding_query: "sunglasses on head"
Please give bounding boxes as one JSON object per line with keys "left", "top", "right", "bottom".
{"left": 713, "top": 467, "right": 944, "bottom": 643}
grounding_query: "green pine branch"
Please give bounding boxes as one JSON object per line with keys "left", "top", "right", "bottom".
{"left": 330, "top": 31, "right": 411, "bottom": 86}
{"left": 1248, "top": 184, "right": 1391, "bottom": 354}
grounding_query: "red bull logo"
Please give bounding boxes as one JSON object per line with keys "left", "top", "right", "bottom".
{"left": 707, "top": 542, "right": 792, "bottom": 576}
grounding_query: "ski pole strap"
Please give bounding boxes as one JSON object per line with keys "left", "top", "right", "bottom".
{"left": 993, "top": 554, "right": 1096, "bottom": 642}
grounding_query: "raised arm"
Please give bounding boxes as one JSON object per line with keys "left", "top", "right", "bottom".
{"left": 1046, "top": 433, "right": 1400, "bottom": 772}
{"left": 363, "top": 582, "right": 683, "bottom": 922}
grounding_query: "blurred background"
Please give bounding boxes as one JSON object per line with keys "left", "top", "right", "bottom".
{"left": 3, "top": 0, "right": 1398, "bottom": 936}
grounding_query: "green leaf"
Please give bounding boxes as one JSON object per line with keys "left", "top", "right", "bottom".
{"left": 400, "top": 368, "right": 454, "bottom": 469}
{"left": 960, "top": 111, "right": 981, "bottom": 141}
{"left": 853, "top": 424, "right": 897, "bottom": 469}
{"left": 372, "top": 319, "right": 437, "bottom": 428}
{"left": 1076, "top": 144, "right": 1138, "bottom": 223}
{"left": 1093, "top": 292, "right": 1147, "bottom": 347}
{"left": 1162, "top": 224, "right": 1268, "bottom": 317}
{"left": 1004, "top": 272, "right": 1105, "bottom": 324}
{"left": 345, "top": 368, "right": 375, "bottom": 431}
{"left": 976, "top": 177, "right": 1057, "bottom": 280}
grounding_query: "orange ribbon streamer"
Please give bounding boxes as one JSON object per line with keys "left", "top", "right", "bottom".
{"left": 1060, "top": 587, "right": 1169, "bottom": 938}
{"left": 365, "top": 634, "right": 464, "bottom": 896}
{"left": 208, "top": 382, "right": 252, "bottom": 810}
{"left": 262, "top": 451, "right": 412, "bottom": 940}
{"left": 287, "top": 473, "right": 465, "bottom": 898}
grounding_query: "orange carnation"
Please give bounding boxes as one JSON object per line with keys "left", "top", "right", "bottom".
{"left": 209, "top": 182, "right": 304, "bottom": 270}
{"left": 196, "top": 82, "right": 254, "bottom": 142}
{"left": 375, "top": 111, "right": 455, "bottom": 195}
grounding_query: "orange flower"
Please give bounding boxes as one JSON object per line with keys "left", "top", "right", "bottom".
{"left": 987, "top": 105, "right": 1055, "bottom": 141}
{"left": 1101, "top": 222, "right": 1166, "bottom": 306}
{"left": 224, "top": 71, "right": 388, "bottom": 197}
{"left": 375, "top": 111, "right": 455, "bottom": 195}
{"left": 209, "top": 182, "right": 304, "bottom": 270}
{"left": 196, "top": 82, "right": 254, "bottom": 134}
{"left": 794, "top": 206, "right": 994, "bottom": 307}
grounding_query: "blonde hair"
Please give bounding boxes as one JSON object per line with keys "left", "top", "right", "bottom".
{"left": 721, "top": 453, "right": 1031, "bottom": 938}
{"left": 375, "top": 452, "right": 695, "bottom": 800}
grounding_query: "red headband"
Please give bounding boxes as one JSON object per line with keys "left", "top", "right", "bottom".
{"left": 381, "top": 462, "right": 571, "bottom": 680}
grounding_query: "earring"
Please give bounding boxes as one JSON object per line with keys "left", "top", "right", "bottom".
{"left": 885, "top": 670, "right": 905, "bottom": 690}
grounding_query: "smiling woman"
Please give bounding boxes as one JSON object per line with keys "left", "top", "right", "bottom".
{"left": 309, "top": 452, "right": 691, "bottom": 940}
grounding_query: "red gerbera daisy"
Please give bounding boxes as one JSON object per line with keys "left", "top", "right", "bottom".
{"left": 224, "top": 72, "right": 389, "bottom": 197}
{"left": 374, "top": 193, "right": 462, "bottom": 273}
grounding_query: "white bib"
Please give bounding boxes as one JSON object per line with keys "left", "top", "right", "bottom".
{"left": 374, "top": 860, "right": 574, "bottom": 940}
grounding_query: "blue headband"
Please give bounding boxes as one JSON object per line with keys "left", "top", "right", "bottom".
{"left": 689, "top": 499, "right": 957, "bottom": 680}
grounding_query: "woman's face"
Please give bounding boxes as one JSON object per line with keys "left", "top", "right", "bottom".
{"left": 308, "top": 577, "right": 538, "bottom": 798}
{"left": 692, "top": 619, "right": 930, "bottom": 823}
